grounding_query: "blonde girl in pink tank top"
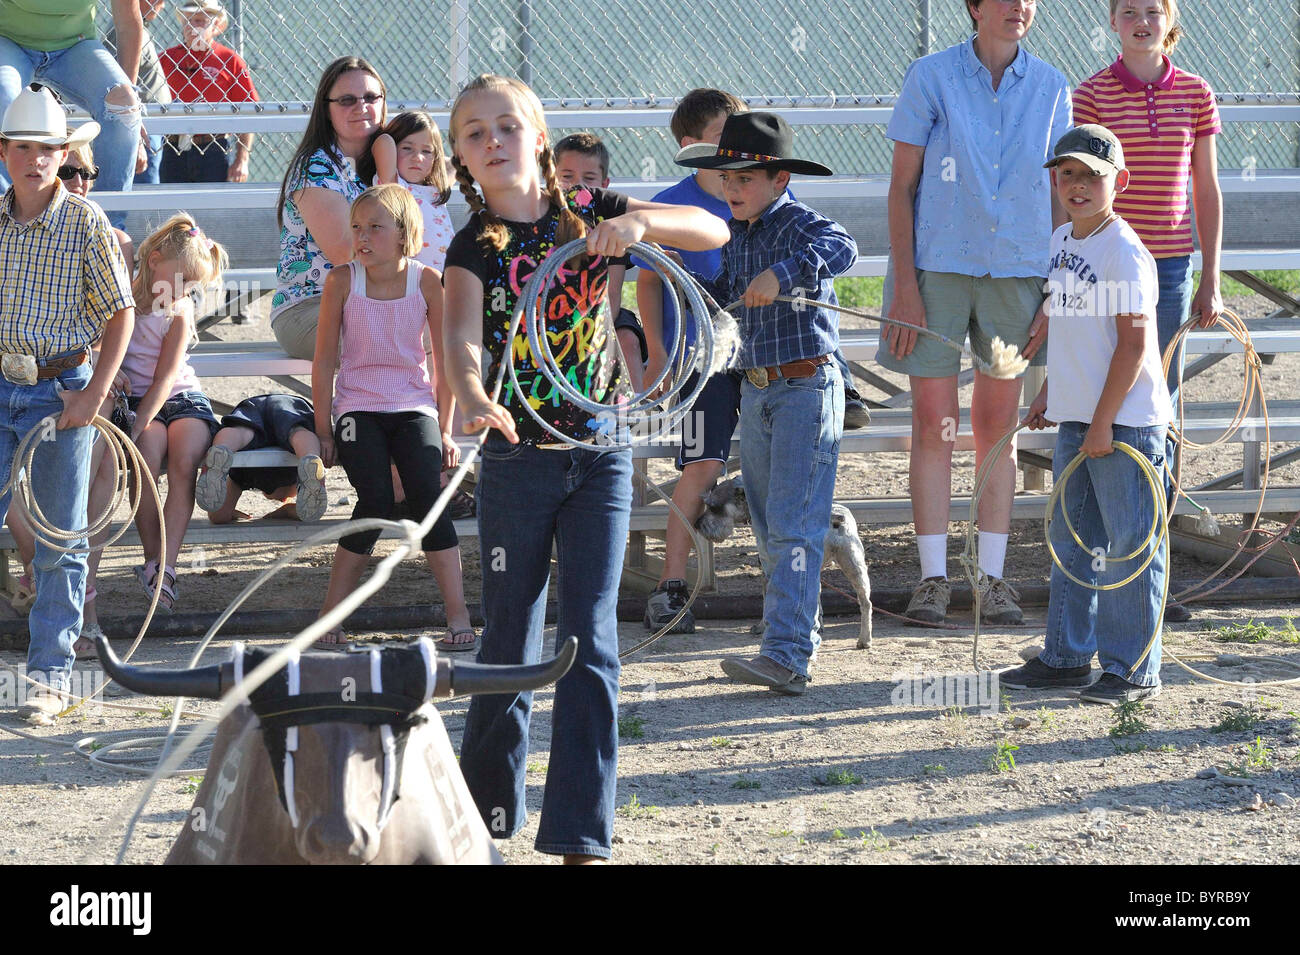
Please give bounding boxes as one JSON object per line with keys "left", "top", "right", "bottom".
{"left": 310, "top": 184, "right": 473, "bottom": 650}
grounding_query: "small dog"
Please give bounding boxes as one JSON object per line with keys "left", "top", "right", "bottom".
{"left": 695, "top": 477, "right": 872, "bottom": 650}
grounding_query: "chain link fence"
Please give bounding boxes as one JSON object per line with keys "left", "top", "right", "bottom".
{"left": 100, "top": 0, "right": 1300, "bottom": 181}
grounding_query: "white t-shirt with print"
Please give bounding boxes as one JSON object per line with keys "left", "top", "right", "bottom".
{"left": 1045, "top": 216, "right": 1171, "bottom": 427}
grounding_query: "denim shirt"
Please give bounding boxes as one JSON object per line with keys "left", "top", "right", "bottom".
{"left": 701, "top": 193, "right": 858, "bottom": 369}
{"left": 888, "top": 36, "right": 1072, "bottom": 278}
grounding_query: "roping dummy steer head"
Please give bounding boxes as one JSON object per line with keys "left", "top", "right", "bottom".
{"left": 96, "top": 635, "right": 577, "bottom": 865}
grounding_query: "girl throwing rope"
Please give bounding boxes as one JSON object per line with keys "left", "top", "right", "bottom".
{"left": 441, "top": 73, "right": 728, "bottom": 863}
{"left": 1002, "top": 126, "right": 1170, "bottom": 705}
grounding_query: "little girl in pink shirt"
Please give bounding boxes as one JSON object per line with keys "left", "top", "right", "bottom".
{"left": 311, "top": 184, "right": 473, "bottom": 651}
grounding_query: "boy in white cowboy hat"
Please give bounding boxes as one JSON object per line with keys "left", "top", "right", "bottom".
{"left": 0, "top": 84, "right": 135, "bottom": 723}
{"left": 677, "top": 111, "right": 858, "bottom": 695}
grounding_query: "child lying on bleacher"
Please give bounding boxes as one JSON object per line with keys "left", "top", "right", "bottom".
{"left": 196, "top": 393, "right": 329, "bottom": 524}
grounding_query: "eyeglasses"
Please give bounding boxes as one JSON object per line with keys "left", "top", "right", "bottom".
{"left": 326, "top": 93, "right": 384, "bottom": 108}
{"left": 56, "top": 165, "right": 99, "bottom": 182}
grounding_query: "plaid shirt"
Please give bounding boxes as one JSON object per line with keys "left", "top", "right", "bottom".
{"left": 701, "top": 193, "right": 857, "bottom": 369}
{"left": 0, "top": 184, "right": 134, "bottom": 358}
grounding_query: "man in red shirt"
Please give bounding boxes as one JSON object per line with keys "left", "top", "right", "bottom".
{"left": 158, "top": 0, "right": 258, "bottom": 183}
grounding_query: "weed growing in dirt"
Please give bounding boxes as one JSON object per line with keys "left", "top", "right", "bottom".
{"left": 922, "top": 764, "right": 947, "bottom": 776}
{"left": 1108, "top": 701, "right": 1150, "bottom": 738}
{"left": 1037, "top": 707, "right": 1058, "bottom": 730}
{"left": 988, "top": 740, "right": 1018, "bottom": 773}
{"left": 814, "top": 768, "right": 864, "bottom": 786}
{"left": 617, "top": 794, "right": 660, "bottom": 819}
{"left": 181, "top": 775, "right": 202, "bottom": 794}
{"left": 1212, "top": 705, "right": 1266, "bottom": 734}
{"left": 159, "top": 703, "right": 174, "bottom": 720}
{"left": 526, "top": 762, "right": 547, "bottom": 774}
{"left": 731, "top": 777, "right": 762, "bottom": 790}
{"left": 831, "top": 829, "right": 847, "bottom": 840}
{"left": 618, "top": 714, "right": 646, "bottom": 739}
{"left": 940, "top": 705, "right": 970, "bottom": 739}
{"left": 34, "top": 754, "right": 46, "bottom": 767}
{"left": 771, "top": 827, "right": 795, "bottom": 837}
{"left": 1224, "top": 737, "right": 1275, "bottom": 776}
{"left": 85, "top": 741, "right": 104, "bottom": 753}
{"left": 1213, "top": 618, "right": 1300, "bottom": 644}
{"left": 709, "top": 736, "right": 731, "bottom": 749}
{"left": 1000, "top": 688, "right": 1013, "bottom": 713}
{"left": 860, "top": 828, "right": 889, "bottom": 851}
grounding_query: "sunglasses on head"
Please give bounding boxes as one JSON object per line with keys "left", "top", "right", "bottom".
{"left": 326, "top": 93, "right": 384, "bottom": 108}
{"left": 57, "top": 164, "right": 99, "bottom": 181}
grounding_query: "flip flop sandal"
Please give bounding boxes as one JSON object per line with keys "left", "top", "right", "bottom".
{"left": 437, "top": 627, "right": 480, "bottom": 654}
{"left": 9, "top": 572, "right": 35, "bottom": 614}
{"left": 75, "top": 622, "right": 104, "bottom": 660}
{"left": 314, "top": 625, "right": 350, "bottom": 651}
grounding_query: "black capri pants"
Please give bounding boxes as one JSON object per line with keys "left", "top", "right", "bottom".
{"left": 335, "top": 410, "right": 459, "bottom": 556}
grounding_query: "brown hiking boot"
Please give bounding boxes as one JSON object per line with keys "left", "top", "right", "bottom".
{"left": 978, "top": 574, "right": 1024, "bottom": 626}
{"left": 905, "top": 576, "right": 950, "bottom": 626}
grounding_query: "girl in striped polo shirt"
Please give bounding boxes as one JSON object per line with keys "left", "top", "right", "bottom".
{"left": 1073, "top": 0, "right": 1223, "bottom": 622}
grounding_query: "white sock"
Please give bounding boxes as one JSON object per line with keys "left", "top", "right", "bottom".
{"left": 917, "top": 534, "right": 947, "bottom": 580}
{"left": 979, "top": 531, "right": 1009, "bottom": 578}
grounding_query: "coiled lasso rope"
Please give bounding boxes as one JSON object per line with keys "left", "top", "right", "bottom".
{"left": 0, "top": 411, "right": 170, "bottom": 725}
{"left": 961, "top": 309, "right": 1300, "bottom": 690}
{"left": 103, "top": 236, "right": 735, "bottom": 861}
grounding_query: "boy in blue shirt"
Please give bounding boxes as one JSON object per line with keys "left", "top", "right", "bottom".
{"left": 679, "top": 112, "right": 857, "bottom": 694}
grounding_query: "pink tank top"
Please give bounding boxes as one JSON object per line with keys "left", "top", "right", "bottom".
{"left": 332, "top": 260, "right": 436, "bottom": 419}
{"left": 120, "top": 309, "right": 199, "bottom": 399}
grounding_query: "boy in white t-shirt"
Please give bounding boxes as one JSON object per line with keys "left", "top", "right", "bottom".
{"left": 1001, "top": 124, "right": 1171, "bottom": 706}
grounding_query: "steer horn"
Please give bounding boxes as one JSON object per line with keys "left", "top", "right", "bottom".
{"left": 96, "top": 635, "right": 230, "bottom": 699}
{"left": 436, "top": 636, "right": 579, "bottom": 697}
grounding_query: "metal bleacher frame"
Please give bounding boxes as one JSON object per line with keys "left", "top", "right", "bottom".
{"left": 17, "top": 98, "right": 1296, "bottom": 593}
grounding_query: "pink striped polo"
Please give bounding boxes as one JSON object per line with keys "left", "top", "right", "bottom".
{"left": 1072, "top": 57, "right": 1220, "bottom": 258}
{"left": 332, "top": 259, "right": 436, "bottom": 420}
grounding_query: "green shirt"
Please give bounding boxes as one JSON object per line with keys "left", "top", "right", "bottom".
{"left": 0, "top": 1, "right": 96, "bottom": 53}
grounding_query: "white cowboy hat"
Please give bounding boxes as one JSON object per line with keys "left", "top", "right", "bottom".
{"left": 177, "top": 1, "right": 226, "bottom": 19}
{"left": 0, "top": 85, "right": 99, "bottom": 148}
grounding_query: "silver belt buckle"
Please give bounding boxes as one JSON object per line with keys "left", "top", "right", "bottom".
{"left": 745, "top": 367, "right": 769, "bottom": 389}
{"left": 2, "top": 354, "right": 38, "bottom": 386}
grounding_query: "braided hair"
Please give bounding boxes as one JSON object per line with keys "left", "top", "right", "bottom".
{"left": 448, "top": 74, "right": 588, "bottom": 254}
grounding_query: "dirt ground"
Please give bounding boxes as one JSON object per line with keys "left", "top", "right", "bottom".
{"left": 0, "top": 291, "right": 1298, "bottom": 865}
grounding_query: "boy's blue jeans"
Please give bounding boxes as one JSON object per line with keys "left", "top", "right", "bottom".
{"left": 1041, "top": 421, "right": 1167, "bottom": 688}
{"left": 0, "top": 363, "right": 94, "bottom": 692}
{"left": 459, "top": 438, "right": 629, "bottom": 859}
{"left": 0, "top": 38, "right": 140, "bottom": 229}
{"left": 739, "top": 361, "right": 843, "bottom": 678}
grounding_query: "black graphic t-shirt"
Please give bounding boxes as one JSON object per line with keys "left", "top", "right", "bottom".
{"left": 444, "top": 186, "right": 630, "bottom": 445}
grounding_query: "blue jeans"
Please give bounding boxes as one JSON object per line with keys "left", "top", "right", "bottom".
{"left": 136, "top": 133, "right": 163, "bottom": 186}
{"left": 459, "top": 438, "right": 630, "bottom": 858}
{"left": 0, "top": 363, "right": 94, "bottom": 692}
{"left": 0, "top": 38, "right": 140, "bottom": 230}
{"left": 739, "top": 361, "right": 843, "bottom": 677}
{"left": 1155, "top": 256, "right": 1193, "bottom": 508}
{"left": 1041, "top": 421, "right": 1167, "bottom": 687}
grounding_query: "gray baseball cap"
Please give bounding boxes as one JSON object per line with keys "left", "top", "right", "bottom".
{"left": 1044, "top": 124, "right": 1125, "bottom": 175}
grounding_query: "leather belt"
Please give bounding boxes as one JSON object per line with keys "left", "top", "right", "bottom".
{"left": 744, "top": 354, "right": 830, "bottom": 389}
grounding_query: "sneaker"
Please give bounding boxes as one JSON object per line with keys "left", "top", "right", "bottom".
{"left": 17, "top": 684, "right": 64, "bottom": 725}
{"left": 1163, "top": 598, "right": 1192, "bottom": 623}
{"left": 843, "top": 387, "right": 871, "bottom": 430}
{"left": 720, "top": 655, "right": 808, "bottom": 695}
{"left": 978, "top": 573, "right": 1024, "bottom": 625}
{"left": 1079, "top": 673, "right": 1161, "bottom": 706}
{"left": 644, "top": 579, "right": 695, "bottom": 633}
{"left": 446, "top": 487, "right": 476, "bottom": 520}
{"left": 196, "top": 445, "right": 234, "bottom": 512}
{"left": 1000, "top": 656, "right": 1094, "bottom": 689}
{"left": 905, "top": 576, "right": 950, "bottom": 626}
{"left": 295, "top": 454, "right": 328, "bottom": 522}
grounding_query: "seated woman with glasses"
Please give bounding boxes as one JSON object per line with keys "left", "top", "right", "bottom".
{"left": 159, "top": 1, "right": 260, "bottom": 184}
{"left": 270, "top": 56, "right": 387, "bottom": 361}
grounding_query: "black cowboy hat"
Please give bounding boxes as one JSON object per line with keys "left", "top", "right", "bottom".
{"left": 674, "top": 112, "right": 833, "bottom": 177}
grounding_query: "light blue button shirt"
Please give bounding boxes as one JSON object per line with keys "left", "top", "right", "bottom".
{"left": 887, "top": 36, "right": 1072, "bottom": 278}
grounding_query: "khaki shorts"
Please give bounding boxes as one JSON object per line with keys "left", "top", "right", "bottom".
{"left": 271, "top": 297, "right": 321, "bottom": 361}
{"left": 875, "top": 266, "right": 1045, "bottom": 378}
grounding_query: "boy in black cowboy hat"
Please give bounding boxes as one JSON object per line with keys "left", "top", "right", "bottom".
{"left": 677, "top": 111, "right": 857, "bottom": 695}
